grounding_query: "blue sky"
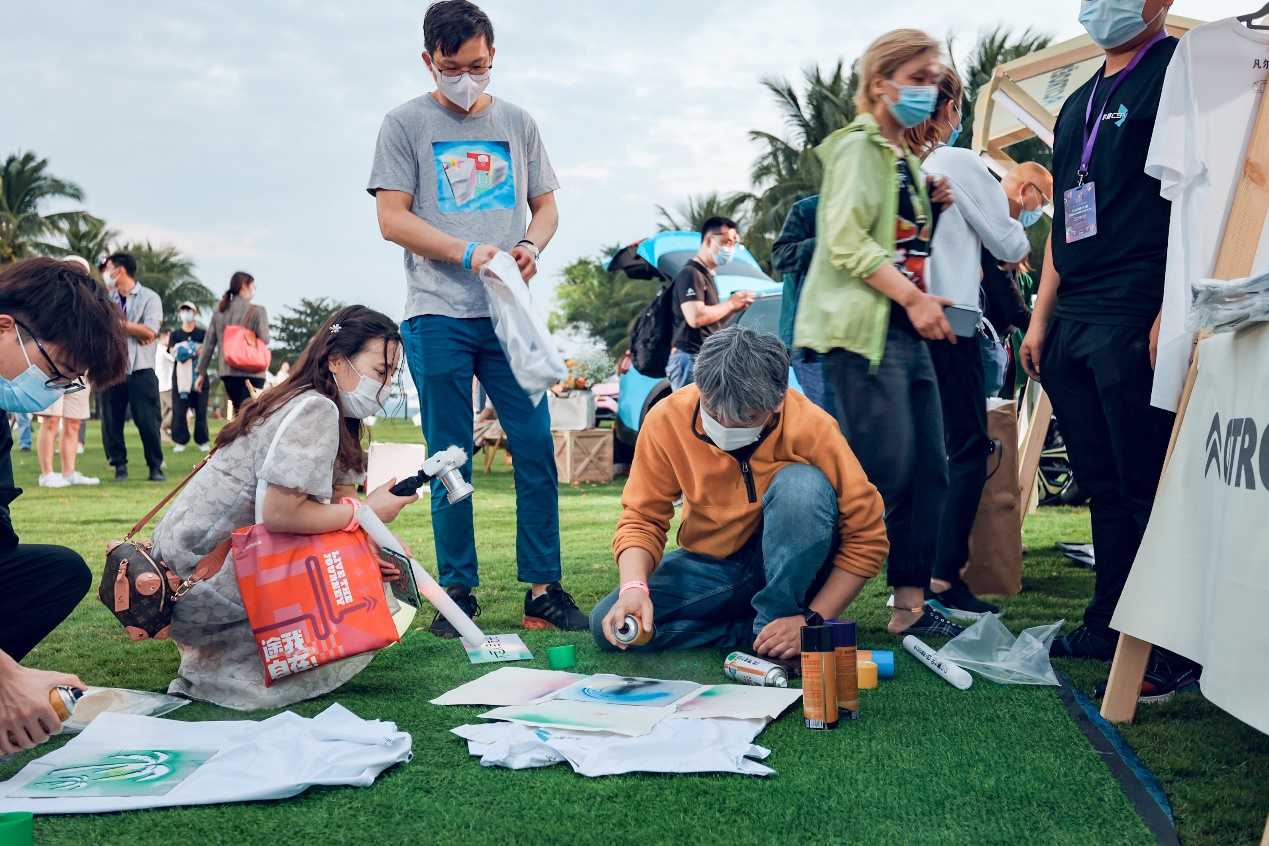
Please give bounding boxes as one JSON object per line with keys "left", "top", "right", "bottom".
{"left": 1, "top": 1, "right": 1252, "bottom": 327}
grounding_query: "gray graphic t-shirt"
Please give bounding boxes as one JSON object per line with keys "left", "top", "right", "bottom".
{"left": 367, "top": 95, "right": 559, "bottom": 320}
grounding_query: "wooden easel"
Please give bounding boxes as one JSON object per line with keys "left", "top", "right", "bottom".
{"left": 1100, "top": 59, "right": 1269, "bottom": 745}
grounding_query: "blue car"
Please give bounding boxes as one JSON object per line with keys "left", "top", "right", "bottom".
{"left": 608, "top": 231, "right": 800, "bottom": 447}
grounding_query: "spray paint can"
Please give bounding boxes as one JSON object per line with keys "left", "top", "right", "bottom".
{"left": 612, "top": 615, "right": 654, "bottom": 646}
{"left": 826, "top": 619, "right": 859, "bottom": 720}
{"left": 48, "top": 686, "right": 82, "bottom": 721}
{"left": 723, "top": 652, "right": 789, "bottom": 687}
{"left": 800, "top": 626, "right": 838, "bottom": 730}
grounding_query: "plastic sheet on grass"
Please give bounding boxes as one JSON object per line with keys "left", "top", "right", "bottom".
{"left": 935, "top": 616, "right": 1064, "bottom": 686}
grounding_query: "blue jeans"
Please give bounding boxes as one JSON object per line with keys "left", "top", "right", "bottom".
{"left": 791, "top": 350, "right": 836, "bottom": 415}
{"left": 13, "top": 414, "right": 31, "bottom": 450}
{"left": 401, "top": 315, "right": 561, "bottom": 588}
{"left": 590, "top": 464, "right": 838, "bottom": 652}
{"left": 666, "top": 350, "right": 695, "bottom": 392}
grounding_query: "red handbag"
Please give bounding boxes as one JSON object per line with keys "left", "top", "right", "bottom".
{"left": 223, "top": 305, "right": 272, "bottom": 372}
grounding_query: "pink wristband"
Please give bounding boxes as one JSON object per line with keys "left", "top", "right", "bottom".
{"left": 340, "top": 497, "right": 361, "bottom": 533}
{"left": 620, "top": 581, "right": 650, "bottom": 596}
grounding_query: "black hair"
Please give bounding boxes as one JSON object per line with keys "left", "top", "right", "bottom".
{"left": 701, "top": 216, "right": 739, "bottom": 239}
{"left": 424, "top": 0, "right": 495, "bottom": 57}
{"left": 105, "top": 251, "right": 137, "bottom": 278}
{"left": 0, "top": 258, "right": 129, "bottom": 387}
{"left": 220, "top": 271, "right": 254, "bottom": 313}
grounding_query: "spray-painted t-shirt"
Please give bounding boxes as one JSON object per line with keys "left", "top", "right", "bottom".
{"left": 367, "top": 95, "right": 559, "bottom": 320}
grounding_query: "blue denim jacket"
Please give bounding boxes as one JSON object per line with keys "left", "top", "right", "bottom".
{"left": 772, "top": 195, "right": 819, "bottom": 350}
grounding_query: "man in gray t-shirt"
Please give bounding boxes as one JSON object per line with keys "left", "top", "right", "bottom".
{"left": 367, "top": 0, "right": 586, "bottom": 638}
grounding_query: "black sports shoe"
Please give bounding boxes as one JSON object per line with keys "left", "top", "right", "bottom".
{"left": 926, "top": 583, "right": 1000, "bottom": 621}
{"left": 898, "top": 607, "right": 965, "bottom": 639}
{"left": 113, "top": 466, "right": 129, "bottom": 483}
{"left": 1093, "top": 648, "right": 1201, "bottom": 704}
{"left": 1050, "top": 623, "right": 1117, "bottom": 660}
{"left": 523, "top": 582, "right": 589, "bottom": 631}
{"left": 149, "top": 469, "right": 167, "bottom": 482}
{"left": 430, "top": 586, "right": 481, "bottom": 640}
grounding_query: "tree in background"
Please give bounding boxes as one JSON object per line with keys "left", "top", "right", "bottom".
{"left": 43, "top": 216, "right": 118, "bottom": 267}
{"left": 270, "top": 297, "right": 344, "bottom": 369}
{"left": 549, "top": 248, "right": 659, "bottom": 358}
{"left": 953, "top": 26, "right": 1054, "bottom": 162}
{"left": 655, "top": 192, "right": 749, "bottom": 235}
{"left": 117, "top": 240, "right": 217, "bottom": 327}
{"left": 0, "top": 151, "right": 96, "bottom": 264}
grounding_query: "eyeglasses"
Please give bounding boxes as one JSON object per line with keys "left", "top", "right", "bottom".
{"left": 14, "top": 321, "right": 86, "bottom": 394}
{"left": 433, "top": 61, "right": 493, "bottom": 78}
{"left": 1026, "top": 183, "right": 1053, "bottom": 206}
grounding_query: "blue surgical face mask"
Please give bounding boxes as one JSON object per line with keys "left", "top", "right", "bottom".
{"left": 714, "top": 243, "right": 736, "bottom": 268}
{"left": 883, "top": 81, "right": 939, "bottom": 129}
{"left": 1019, "top": 207, "right": 1044, "bottom": 228}
{"left": 0, "top": 332, "right": 67, "bottom": 414}
{"left": 1079, "top": 0, "right": 1155, "bottom": 50}
{"left": 947, "top": 123, "right": 962, "bottom": 147}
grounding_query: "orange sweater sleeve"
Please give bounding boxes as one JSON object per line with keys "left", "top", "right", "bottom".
{"left": 612, "top": 409, "right": 680, "bottom": 567}
{"left": 798, "top": 416, "right": 889, "bottom": 578}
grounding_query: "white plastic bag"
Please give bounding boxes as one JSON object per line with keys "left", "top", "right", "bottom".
{"left": 479, "top": 252, "right": 569, "bottom": 406}
{"left": 59, "top": 687, "right": 190, "bottom": 735}
{"left": 935, "top": 616, "right": 1064, "bottom": 686}
{"left": 1188, "top": 271, "right": 1269, "bottom": 334}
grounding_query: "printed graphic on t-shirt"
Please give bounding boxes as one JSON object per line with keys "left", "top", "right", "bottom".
{"left": 433, "top": 140, "right": 515, "bottom": 213}
{"left": 894, "top": 161, "right": 931, "bottom": 293}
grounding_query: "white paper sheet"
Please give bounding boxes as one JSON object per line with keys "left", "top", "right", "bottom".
{"left": 667, "top": 684, "right": 802, "bottom": 720}
{"left": 453, "top": 718, "right": 774, "bottom": 777}
{"left": 431, "top": 668, "right": 587, "bottom": 707}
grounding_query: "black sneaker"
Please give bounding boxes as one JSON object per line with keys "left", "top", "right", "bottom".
{"left": 898, "top": 607, "right": 965, "bottom": 639}
{"left": 149, "top": 469, "right": 167, "bottom": 482}
{"left": 113, "top": 466, "right": 129, "bottom": 483}
{"left": 430, "top": 586, "right": 481, "bottom": 640}
{"left": 523, "top": 582, "right": 589, "bottom": 631}
{"left": 1050, "top": 623, "right": 1117, "bottom": 660}
{"left": 1093, "top": 648, "right": 1201, "bottom": 704}
{"left": 926, "top": 583, "right": 1000, "bottom": 621}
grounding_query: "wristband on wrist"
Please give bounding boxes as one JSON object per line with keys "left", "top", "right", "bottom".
{"left": 619, "top": 581, "right": 650, "bottom": 596}
{"left": 462, "top": 242, "right": 479, "bottom": 270}
{"left": 340, "top": 496, "right": 361, "bottom": 533}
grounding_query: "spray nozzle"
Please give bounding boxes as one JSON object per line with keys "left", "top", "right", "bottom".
{"left": 390, "top": 446, "right": 474, "bottom": 504}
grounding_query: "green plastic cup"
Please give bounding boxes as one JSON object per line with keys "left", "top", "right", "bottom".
{"left": 547, "top": 644, "right": 577, "bottom": 670}
{"left": 0, "top": 812, "right": 33, "bottom": 846}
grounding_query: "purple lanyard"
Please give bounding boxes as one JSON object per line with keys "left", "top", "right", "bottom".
{"left": 1078, "top": 29, "right": 1168, "bottom": 185}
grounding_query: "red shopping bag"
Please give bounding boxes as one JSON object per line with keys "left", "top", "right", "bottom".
{"left": 223, "top": 306, "right": 272, "bottom": 372}
{"left": 233, "top": 525, "right": 398, "bottom": 686}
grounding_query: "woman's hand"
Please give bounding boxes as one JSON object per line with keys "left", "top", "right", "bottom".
{"left": 0, "top": 665, "right": 85, "bottom": 754}
{"left": 904, "top": 293, "right": 956, "bottom": 342}
{"left": 364, "top": 479, "right": 418, "bottom": 526}
{"left": 600, "top": 590, "right": 654, "bottom": 650}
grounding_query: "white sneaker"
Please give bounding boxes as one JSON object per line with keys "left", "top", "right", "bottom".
{"left": 39, "top": 473, "right": 71, "bottom": 488}
{"left": 67, "top": 471, "right": 100, "bottom": 486}
{"left": 198, "top": 443, "right": 211, "bottom": 453}
{"left": 76, "top": 444, "right": 84, "bottom": 455}
{"left": 172, "top": 444, "right": 186, "bottom": 453}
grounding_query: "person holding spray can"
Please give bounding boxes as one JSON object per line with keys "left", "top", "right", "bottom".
{"left": 592, "top": 325, "right": 889, "bottom": 660}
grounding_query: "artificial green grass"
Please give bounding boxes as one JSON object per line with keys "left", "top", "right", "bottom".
{"left": 2, "top": 418, "right": 1265, "bottom": 845}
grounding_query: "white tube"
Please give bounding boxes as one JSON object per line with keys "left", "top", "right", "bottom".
{"left": 355, "top": 505, "right": 487, "bottom": 645}
{"left": 903, "top": 636, "right": 973, "bottom": 691}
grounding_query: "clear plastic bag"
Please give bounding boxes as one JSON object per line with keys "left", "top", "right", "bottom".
{"left": 934, "top": 616, "right": 1064, "bottom": 686}
{"left": 1188, "top": 272, "right": 1269, "bottom": 335}
{"left": 59, "top": 687, "right": 190, "bottom": 735}
{"left": 479, "top": 252, "right": 569, "bottom": 406}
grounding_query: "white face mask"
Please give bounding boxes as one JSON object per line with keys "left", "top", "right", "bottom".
{"left": 179, "top": 309, "right": 195, "bottom": 323}
{"left": 337, "top": 360, "right": 389, "bottom": 419}
{"left": 714, "top": 243, "right": 736, "bottom": 268}
{"left": 700, "top": 405, "right": 765, "bottom": 452}
{"left": 432, "top": 66, "right": 491, "bottom": 112}
{"left": 101, "top": 268, "right": 117, "bottom": 290}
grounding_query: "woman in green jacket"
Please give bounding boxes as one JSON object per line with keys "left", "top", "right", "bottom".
{"left": 794, "top": 29, "right": 962, "bottom": 639}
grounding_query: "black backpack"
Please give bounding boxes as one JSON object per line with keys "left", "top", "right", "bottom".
{"left": 629, "top": 285, "right": 676, "bottom": 378}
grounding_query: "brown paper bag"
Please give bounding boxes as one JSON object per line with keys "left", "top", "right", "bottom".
{"left": 961, "top": 400, "right": 1022, "bottom": 596}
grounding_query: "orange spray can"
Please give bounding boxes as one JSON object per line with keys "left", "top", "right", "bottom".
{"left": 800, "top": 625, "right": 838, "bottom": 730}
{"left": 826, "top": 619, "right": 859, "bottom": 720}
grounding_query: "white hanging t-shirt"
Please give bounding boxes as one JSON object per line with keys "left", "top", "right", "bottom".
{"left": 1145, "top": 17, "right": 1269, "bottom": 412}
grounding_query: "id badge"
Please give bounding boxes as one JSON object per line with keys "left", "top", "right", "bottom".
{"left": 1064, "top": 183, "right": 1097, "bottom": 243}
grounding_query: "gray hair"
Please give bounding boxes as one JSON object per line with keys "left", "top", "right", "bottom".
{"left": 693, "top": 325, "right": 790, "bottom": 423}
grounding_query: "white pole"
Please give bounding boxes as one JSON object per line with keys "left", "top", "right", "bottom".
{"left": 355, "top": 504, "right": 487, "bottom": 645}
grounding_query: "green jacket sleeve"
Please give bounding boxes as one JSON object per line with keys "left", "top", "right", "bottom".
{"left": 821, "top": 139, "right": 891, "bottom": 282}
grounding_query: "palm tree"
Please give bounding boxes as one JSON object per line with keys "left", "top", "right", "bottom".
{"left": 40, "top": 215, "right": 118, "bottom": 268}
{"left": 954, "top": 26, "right": 1054, "bottom": 161}
{"left": 0, "top": 151, "right": 96, "bottom": 263}
{"left": 119, "top": 240, "right": 217, "bottom": 326}
{"left": 655, "top": 192, "right": 749, "bottom": 233}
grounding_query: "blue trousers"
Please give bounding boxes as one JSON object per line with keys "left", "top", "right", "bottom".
{"left": 791, "top": 350, "right": 836, "bottom": 415}
{"left": 13, "top": 414, "right": 31, "bottom": 450}
{"left": 401, "top": 315, "right": 561, "bottom": 588}
{"left": 666, "top": 350, "right": 695, "bottom": 392}
{"left": 590, "top": 464, "right": 837, "bottom": 652}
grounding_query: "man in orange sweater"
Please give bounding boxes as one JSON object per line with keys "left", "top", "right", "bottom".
{"left": 593, "top": 325, "right": 889, "bottom": 659}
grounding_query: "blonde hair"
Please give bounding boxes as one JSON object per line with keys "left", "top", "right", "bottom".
{"left": 853, "top": 29, "right": 943, "bottom": 114}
